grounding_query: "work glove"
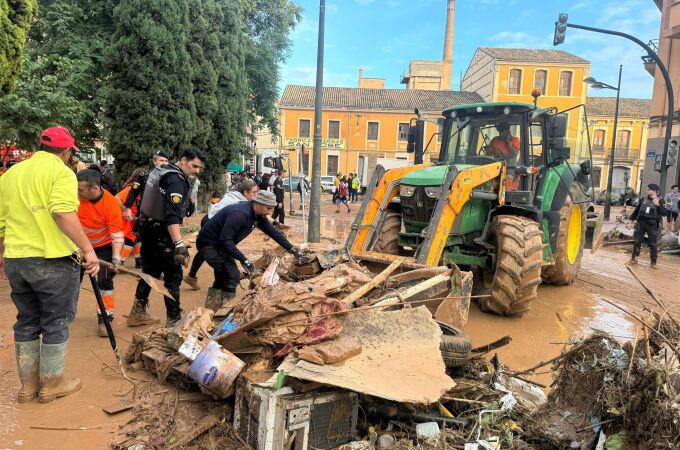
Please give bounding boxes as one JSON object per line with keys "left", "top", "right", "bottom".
{"left": 243, "top": 259, "right": 256, "bottom": 277}
{"left": 174, "top": 240, "right": 190, "bottom": 267}
{"left": 289, "top": 246, "right": 302, "bottom": 264}
{"left": 112, "top": 256, "right": 125, "bottom": 269}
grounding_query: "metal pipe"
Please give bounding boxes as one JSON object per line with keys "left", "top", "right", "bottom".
{"left": 604, "top": 65, "right": 622, "bottom": 221}
{"left": 308, "top": 0, "right": 325, "bottom": 242}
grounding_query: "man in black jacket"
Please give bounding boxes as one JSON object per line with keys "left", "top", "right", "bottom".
{"left": 197, "top": 191, "right": 299, "bottom": 310}
{"left": 628, "top": 183, "right": 667, "bottom": 268}
{"left": 272, "top": 171, "right": 285, "bottom": 225}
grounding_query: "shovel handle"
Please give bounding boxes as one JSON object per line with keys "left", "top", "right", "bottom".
{"left": 98, "top": 259, "right": 142, "bottom": 279}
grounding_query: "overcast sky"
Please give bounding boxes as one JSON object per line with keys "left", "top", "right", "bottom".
{"left": 280, "top": 0, "right": 661, "bottom": 99}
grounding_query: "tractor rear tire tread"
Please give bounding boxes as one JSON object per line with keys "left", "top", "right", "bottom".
{"left": 479, "top": 215, "right": 543, "bottom": 316}
{"left": 372, "top": 211, "right": 401, "bottom": 255}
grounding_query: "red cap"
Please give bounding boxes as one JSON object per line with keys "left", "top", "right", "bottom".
{"left": 39, "top": 127, "right": 79, "bottom": 151}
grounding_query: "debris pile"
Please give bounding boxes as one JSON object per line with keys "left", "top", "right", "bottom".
{"left": 117, "top": 248, "right": 476, "bottom": 449}
{"left": 113, "top": 246, "right": 680, "bottom": 450}
{"left": 519, "top": 317, "right": 680, "bottom": 450}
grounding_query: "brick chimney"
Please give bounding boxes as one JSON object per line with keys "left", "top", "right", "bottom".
{"left": 441, "top": 0, "right": 455, "bottom": 89}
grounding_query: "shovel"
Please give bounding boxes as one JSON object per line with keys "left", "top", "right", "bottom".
{"left": 89, "top": 275, "right": 121, "bottom": 364}
{"left": 89, "top": 275, "right": 132, "bottom": 382}
{"left": 99, "top": 259, "right": 175, "bottom": 301}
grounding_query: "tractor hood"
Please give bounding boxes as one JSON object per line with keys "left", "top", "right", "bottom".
{"left": 401, "top": 164, "right": 475, "bottom": 186}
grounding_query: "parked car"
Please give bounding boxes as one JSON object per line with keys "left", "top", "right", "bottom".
{"left": 595, "top": 187, "right": 639, "bottom": 206}
{"left": 282, "top": 176, "right": 300, "bottom": 192}
{"left": 320, "top": 176, "right": 335, "bottom": 192}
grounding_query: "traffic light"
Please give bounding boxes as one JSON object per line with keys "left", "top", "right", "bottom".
{"left": 553, "top": 13, "right": 568, "bottom": 46}
{"left": 667, "top": 139, "right": 678, "bottom": 166}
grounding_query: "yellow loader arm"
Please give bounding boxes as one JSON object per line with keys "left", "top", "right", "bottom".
{"left": 417, "top": 162, "right": 505, "bottom": 266}
{"left": 348, "top": 162, "right": 432, "bottom": 261}
{"left": 346, "top": 161, "right": 506, "bottom": 268}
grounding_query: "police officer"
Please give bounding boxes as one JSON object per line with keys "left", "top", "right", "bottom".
{"left": 629, "top": 183, "right": 667, "bottom": 268}
{"left": 127, "top": 147, "right": 206, "bottom": 327}
{"left": 196, "top": 190, "right": 300, "bottom": 310}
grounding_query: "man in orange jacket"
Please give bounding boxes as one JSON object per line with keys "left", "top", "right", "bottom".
{"left": 77, "top": 169, "right": 125, "bottom": 337}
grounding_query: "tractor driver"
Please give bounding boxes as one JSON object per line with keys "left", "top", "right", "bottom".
{"left": 489, "top": 122, "right": 520, "bottom": 162}
{"left": 489, "top": 121, "right": 521, "bottom": 190}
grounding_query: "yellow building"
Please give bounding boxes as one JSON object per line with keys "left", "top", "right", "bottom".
{"left": 277, "top": 85, "right": 482, "bottom": 178}
{"left": 585, "top": 97, "right": 651, "bottom": 194}
{"left": 462, "top": 47, "right": 591, "bottom": 158}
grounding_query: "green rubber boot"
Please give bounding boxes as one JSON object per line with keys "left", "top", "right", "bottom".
{"left": 204, "top": 287, "right": 224, "bottom": 312}
{"left": 15, "top": 339, "right": 40, "bottom": 403}
{"left": 38, "top": 342, "right": 81, "bottom": 403}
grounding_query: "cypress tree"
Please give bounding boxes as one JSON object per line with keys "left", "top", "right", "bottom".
{"left": 202, "top": 0, "right": 248, "bottom": 190}
{"left": 104, "top": 0, "right": 196, "bottom": 176}
{"left": 187, "top": 0, "right": 218, "bottom": 152}
{"left": 0, "top": 0, "right": 36, "bottom": 94}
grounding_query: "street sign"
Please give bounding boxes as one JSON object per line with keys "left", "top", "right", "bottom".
{"left": 646, "top": 150, "right": 656, "bottom": 158}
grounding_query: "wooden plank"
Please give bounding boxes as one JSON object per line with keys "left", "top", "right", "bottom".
{"left": 372, "top": 274, "right": 451, "bottom": 308}
{"left": 102, "top": 399, "right": 134, "bottom": 415}
{"left": 341, "top": 256, "right": 406, "bottom": 305}
{"left": 388, "top": 266, "right": 450, "bottom": 286}
{"left": 351, "top": 251, "right": 422, "bottom": 269}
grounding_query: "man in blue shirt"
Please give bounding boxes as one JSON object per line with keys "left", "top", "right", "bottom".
{"left": 197, "top": 190, "right": 299, "bottom": 310}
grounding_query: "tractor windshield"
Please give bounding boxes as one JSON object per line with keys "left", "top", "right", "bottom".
{"left": 440, "top": 114, "right": 524, "bottom": 167}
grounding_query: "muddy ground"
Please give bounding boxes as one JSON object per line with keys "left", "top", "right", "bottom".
{"left": 0, "top": 197, "right": 678, "bottom": 450}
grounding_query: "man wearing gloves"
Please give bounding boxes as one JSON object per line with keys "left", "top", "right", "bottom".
{"left": 196, "top": 190, "right": 299, "bottom": 310}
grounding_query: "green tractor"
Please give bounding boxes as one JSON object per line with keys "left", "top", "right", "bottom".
{"left": 346, "top": 101, "right": 601, "bottom": 315}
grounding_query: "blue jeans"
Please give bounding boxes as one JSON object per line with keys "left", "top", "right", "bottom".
{"left": 6, "top": 256, "right": 81, "bottom": 344}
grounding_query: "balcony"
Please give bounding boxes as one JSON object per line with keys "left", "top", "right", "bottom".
{"left": 641, "top": 39, "right": 659, "bottom": 77}
{"left": 593, "top": 147, "right": 640, "bottom": 161}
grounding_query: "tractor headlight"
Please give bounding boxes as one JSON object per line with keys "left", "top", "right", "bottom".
{"left": 425, "top": 187, "right": 442, "bottom": 198}
{"left": 399, "top": 185, "right": 416, "bottom": 197}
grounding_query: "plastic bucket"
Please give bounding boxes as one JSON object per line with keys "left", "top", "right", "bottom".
{"left": 187, "top": 340, "right": 245, "bottom": 398}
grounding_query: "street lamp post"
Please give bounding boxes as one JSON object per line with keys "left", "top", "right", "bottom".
{"left": 308, "top": 0, "right": 325, "bottom": 243}
{"left": 554, "top": 14, "right": 675, "bottom": 194}
{"left": 584, "top": 65, "right": 623, "bottom": 221}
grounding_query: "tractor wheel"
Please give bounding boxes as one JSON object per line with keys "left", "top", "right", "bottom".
{"left": 372, "top": 211, "right": 401, "bottom": 255}
{"left": 542, "top": 200, "right": 586, "bottom": 285}
{"left": 479, "top": 215, "right": 543, "bottom": 316}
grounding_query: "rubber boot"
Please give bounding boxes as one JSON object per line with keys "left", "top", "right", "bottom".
{"left": 15, "top": 339, "right": 40, "bottom": 403}
{"left": 165, "top": 311, "right": 182, "bottom": 328}
{"left": 204, "top": 287, "right": 224, "bottom": 312}
{"left": 38, "top": 342, "right": 81, "bottom": 403}
{"left": 127, "top": 299, "right": 160, "bottom": 327}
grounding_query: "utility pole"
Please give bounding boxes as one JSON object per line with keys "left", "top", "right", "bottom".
{"left": 308, "top": 0, "right": 325, "bottom": 243}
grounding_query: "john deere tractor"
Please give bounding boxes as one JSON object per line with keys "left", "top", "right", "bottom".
{"left": 345, "top": 102, "right": 601, "bottom": 315}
